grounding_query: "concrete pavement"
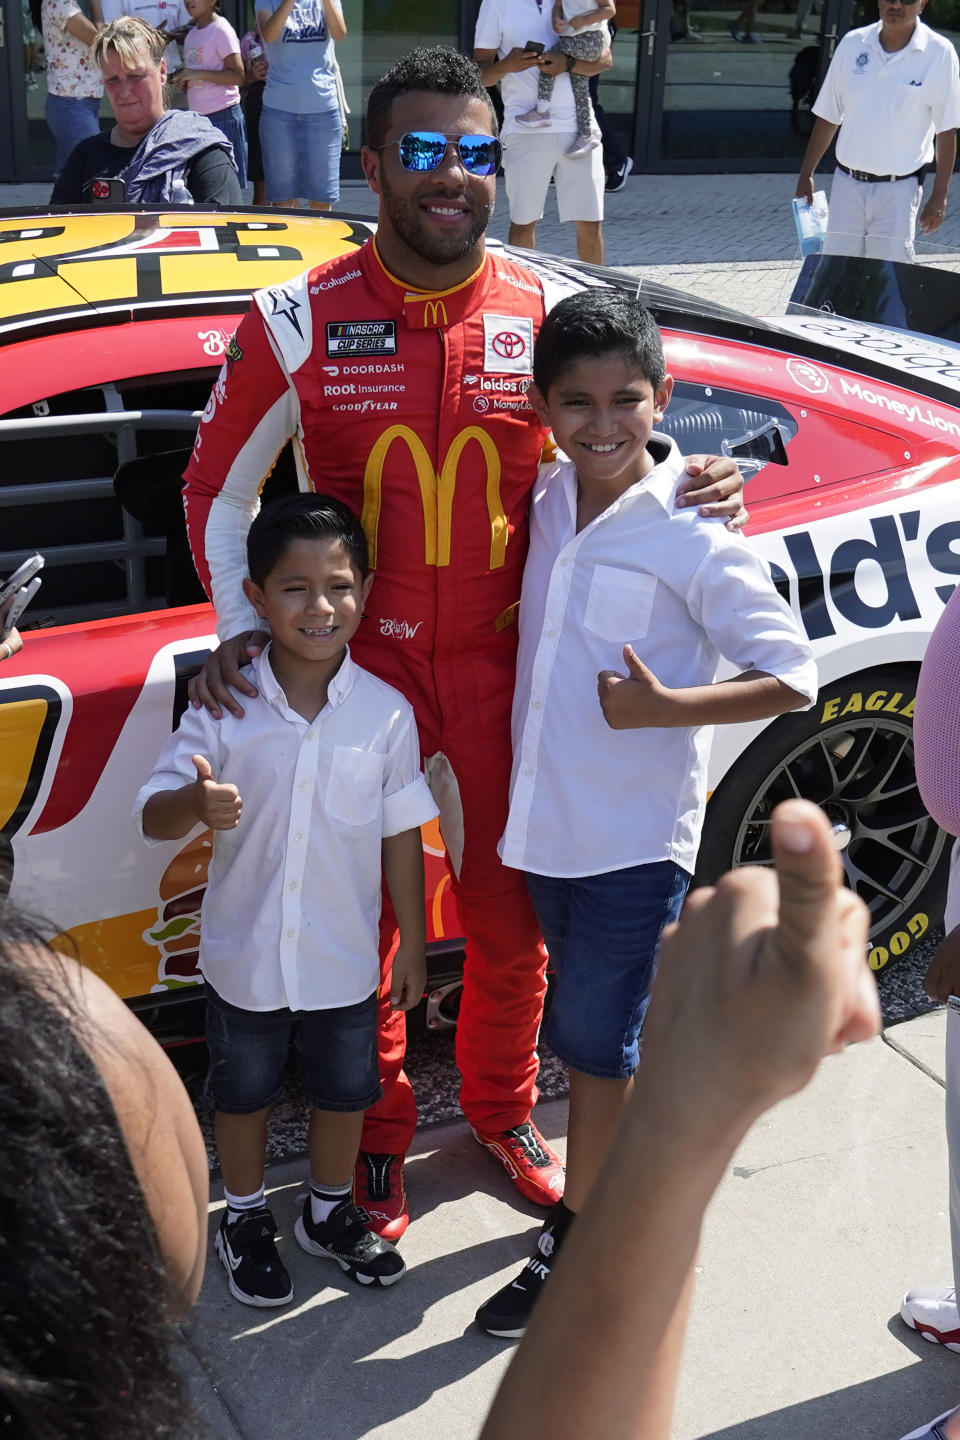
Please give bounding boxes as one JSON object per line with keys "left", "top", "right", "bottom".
{"left": 166, "top": 1010, "right": 960, "bottom": 1440}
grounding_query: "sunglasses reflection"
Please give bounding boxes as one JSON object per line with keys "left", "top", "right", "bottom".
{"left": 395, "top": 132, "right": 502, "bottom": 176}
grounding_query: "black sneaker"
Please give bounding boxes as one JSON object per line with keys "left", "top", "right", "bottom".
{"left": 214, "top": 1208, "right": 294, "bottom": 1308}
{"left": 605, "top": 155, "right": 633, "bottom": 193}
{"left": 475, "top": 1202, "right": 574, "bottom": 1339}
{"left": 294, "top": 1196, "right": 406, "bottom": 1287}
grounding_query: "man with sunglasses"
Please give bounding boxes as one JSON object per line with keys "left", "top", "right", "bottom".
{"left": 795, "top": 0, "right": 960, "bottom": 262}
{"left": 182, "top": 46, "right": 746, "bottom": 1241}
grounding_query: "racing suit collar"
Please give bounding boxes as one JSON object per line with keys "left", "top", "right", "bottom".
{"left": 366, "top": 236, "right": 492, "bottom": 330}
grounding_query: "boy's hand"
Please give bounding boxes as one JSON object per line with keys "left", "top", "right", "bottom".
{"left": 389, "top": 943, "right": 426, "bottom": 1011}
{"left": 676, "top": 455, "right": 749, "bottom": 532}
{"left": 598, "top": 646, "right": 673, "bottom": 729}
{"left": 191, "top": 754, "right": 242, "bottom": 829}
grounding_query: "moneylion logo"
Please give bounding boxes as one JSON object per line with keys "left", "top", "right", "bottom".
{"left": 362, "top": 425, "right": 507, "bottom": 569}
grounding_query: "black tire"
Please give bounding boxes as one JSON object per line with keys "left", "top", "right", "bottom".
{"left": 694, "top": 666, "right": 952, "bottom": 974}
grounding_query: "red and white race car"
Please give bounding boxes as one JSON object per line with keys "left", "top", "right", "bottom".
{"left": 0, "top": 207, "right": 954, "bottom": 1041}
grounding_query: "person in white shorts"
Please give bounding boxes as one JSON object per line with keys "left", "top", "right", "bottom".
{"left": 795, "top": 0, "right": 960, "bottom": 262}
{"left": 474, "top": 0, "right": 611, "bottom": 264}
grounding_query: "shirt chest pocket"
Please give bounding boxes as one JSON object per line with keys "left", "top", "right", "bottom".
{"left": 325, "top": 746, "right": 384, "bottom": 826}
{"left": 583, "top": 565, "right": 658, "bottom": 644}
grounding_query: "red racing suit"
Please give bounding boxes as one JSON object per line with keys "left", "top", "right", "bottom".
{"left": 183, "top": 236, "right": 568, "bottom": 1153}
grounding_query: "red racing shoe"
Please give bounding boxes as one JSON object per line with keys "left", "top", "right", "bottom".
{"left": 354, "top": 1152, "right": 408, "bottom": 1242}
{"left": 472, "top": 1121, "right": 565, "bottom": 1206}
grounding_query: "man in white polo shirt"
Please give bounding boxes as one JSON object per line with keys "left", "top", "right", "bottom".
{"left": 795, "top": 0, "right": 960, "bottom": 262}
{"left": 474, "top": 0, "right": 611, "bottom": 265}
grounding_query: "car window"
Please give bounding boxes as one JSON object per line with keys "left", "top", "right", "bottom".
{"left": 659, "top": 383, "right": 798, "bottom": 481}
{"left": 1, "top": 372, "right": 216, "bottom": 627}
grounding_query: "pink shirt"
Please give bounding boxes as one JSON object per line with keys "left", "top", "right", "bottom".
{"left": 915, "top": 584, "right": 960, "bottom": 836}
{"left": 183, "top": 14, "right": 241, "bottom": 115}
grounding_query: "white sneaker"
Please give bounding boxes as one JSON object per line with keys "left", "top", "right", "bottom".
{"left": 516, "top": 107, "right": 551, "bottom": 128}
{"left": 900, "top": 1284, "right": 960, "bottom": 1352}
{"left": 568, "top": 133, "right": 601, "bottom": 157}
{"left": 898, "top": 1409, "right": 960, "bottom": 1440}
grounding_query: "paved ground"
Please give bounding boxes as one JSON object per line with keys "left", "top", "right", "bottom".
{"left": 171, "top": 1011, "right": 960, "bottom": 1440}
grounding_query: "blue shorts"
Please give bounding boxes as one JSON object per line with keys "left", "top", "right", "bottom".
{"left": 205, "top": 101, "right": 247, "bottom": 190}
{"left": 526, "top": 861, "right": 691, "bottom": 1080}
{"left": 204, "top": 981, "right": 381, "bottom": 1114}
{"left": 259, "top": 103, "right": 341, "bottom": 204}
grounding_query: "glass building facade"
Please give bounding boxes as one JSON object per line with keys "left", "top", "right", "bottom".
{"left": 3, "top": 0, "right": 959, "bottom": 179}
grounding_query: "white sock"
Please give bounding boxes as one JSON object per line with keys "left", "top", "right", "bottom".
{"left": 537, "top": 100, "right": 550, "bottom": 114}
{"left": 225, "top": 1184, "right": 266, "bottom": 1223}
{"left": 310, "top": 1178, "right": 352, "bottom": 1224}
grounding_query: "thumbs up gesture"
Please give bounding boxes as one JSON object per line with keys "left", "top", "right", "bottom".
{"left": 597, "top": 645, "right": 671, "bottom": 730}
{"left": 191, "top": 754, "right": 242, "bottom": 830}
{"left": 641, "top": 799, "right": 879, "bottom": 1126}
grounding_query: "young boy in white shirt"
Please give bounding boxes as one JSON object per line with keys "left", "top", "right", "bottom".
{"left": 475, "top": 290, "right": 818, "bottom": 1339}
{"left": 136, "top": 494, "right": 438, "bottom": 1307}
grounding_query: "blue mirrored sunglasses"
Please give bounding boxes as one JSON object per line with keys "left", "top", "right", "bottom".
{"left": 376, "top": 131, "right": 502, "bottom": 177}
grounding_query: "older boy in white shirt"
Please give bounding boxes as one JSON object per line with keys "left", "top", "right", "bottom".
{"left": 475, "top": 291, "right": 818, "bottom": 1339}
{"left": 136, "top": 494, "right": 438, "bottom": 1308}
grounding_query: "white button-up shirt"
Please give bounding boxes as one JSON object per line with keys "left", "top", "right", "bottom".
{"left": 500, "top": 442, "right": 818, "bottom": 878}
{"left": 814, "top": 20, "right": 960, "bottom": 176}
{"left": 135, "top": 648, "right": 438, "bottom": 1011}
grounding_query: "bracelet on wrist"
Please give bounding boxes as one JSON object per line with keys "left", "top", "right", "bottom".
{"left": 565, "top": 52, "right": 577, "bottom": 71}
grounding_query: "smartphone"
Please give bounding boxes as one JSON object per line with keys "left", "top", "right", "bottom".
{"left": 85, "top": 175, "right": 127, "bottom": 203}
{"left": 524, "top": 40, "right": 546, "bottom": 54}
{"left": 1, "top": 577, "right": 41, "bottom": 641}
{"left": 0, "top": 555, "right": 43, "bottom": 609}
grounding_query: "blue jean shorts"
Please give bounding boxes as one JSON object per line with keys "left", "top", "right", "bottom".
{"left": 204, "top": 981, "right": 381, "bottom": 1114}
{"left": 205, "top": 102, "right": 247, "bottom": 190}
{"left": 259, "top": 102, "right": 342, "bottom": 204}
{"left": 526, "top": 861, "right": 691, "bottom": 1080}
{"left": 46, "top": 93, "right": 101, "bottom": 174}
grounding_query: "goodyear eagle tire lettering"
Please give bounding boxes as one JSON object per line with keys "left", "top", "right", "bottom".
{"left": 694, "top": 666, "right": 951, "bottom": 971}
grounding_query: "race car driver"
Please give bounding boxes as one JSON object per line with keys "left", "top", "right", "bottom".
{"left": 182, "top": 45, "right": 747, "bottom": 1240}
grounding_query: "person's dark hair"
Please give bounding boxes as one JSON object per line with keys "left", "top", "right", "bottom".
{"left": 533, "top": 291, "right": 667, "bottom": 396}
{"left": 365, "top": 46, "right": 498, "bottom": 150}
{"left": 0, "top": 906, "right": 199, "bottom": 1440}
{"left": 247, "top": 493, "right": 369, "bottom": 587}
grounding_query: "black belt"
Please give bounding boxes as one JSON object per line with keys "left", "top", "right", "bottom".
{"left": 837, "top": 162, "right": 926, "bottom": 183}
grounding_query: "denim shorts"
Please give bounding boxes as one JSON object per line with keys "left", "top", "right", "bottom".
{"left": 259, "top": 102, "right": 342, "bottom": 204}
{"left": 526, "top": 861, "right": 691, "bottom": 1080}
{"left": 46, "top": 93, "right": 101, "bottom": 174}
{"left": 205, "top": 102, "right": 247, "bottom": 190}
{"left": 204, "top": 981, "right": 381, "bottom": 1114}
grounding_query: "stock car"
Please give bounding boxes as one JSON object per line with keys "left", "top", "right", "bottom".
{"left": 0, "top": 205, "right": 956, "bottom": 1046}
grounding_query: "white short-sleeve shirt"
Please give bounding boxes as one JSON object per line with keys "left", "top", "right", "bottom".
{"left": 475, "top": 0, "right": 586, "bottom": 135}
{"left": 134, "top": 647, "right": 438, "bottom": 1012}
{"left": 500, "top": 442, "right": 818, "bottom": 879}
{"left": 813, "top": 20, "right": 960, "bottom": 176}
{"left": 100, "top": 0, "right": 191, "bottom": 70}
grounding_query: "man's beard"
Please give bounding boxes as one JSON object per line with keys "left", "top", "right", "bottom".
{"left": 378, "top": 171, "right": 493, "bottom": 268}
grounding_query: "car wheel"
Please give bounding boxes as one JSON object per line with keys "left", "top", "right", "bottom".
{"left": 694, "top": 666, "right": 952, "bottom": 973}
